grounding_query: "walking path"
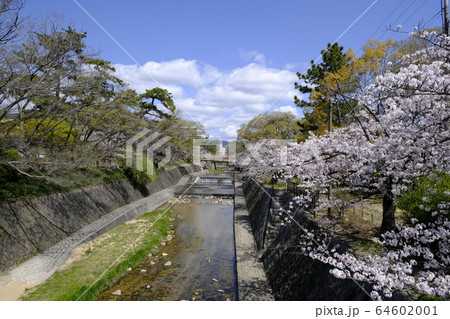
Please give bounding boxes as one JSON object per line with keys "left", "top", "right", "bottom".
{"left": 0, "top": 171, "right": 203, "bottom": 300}
{"left": 234, "top": 177, "right": 274, "bottom": 301}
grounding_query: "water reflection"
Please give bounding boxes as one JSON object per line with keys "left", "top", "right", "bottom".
{"left": 98, "top": 176, "right": 236, "bottom": 301}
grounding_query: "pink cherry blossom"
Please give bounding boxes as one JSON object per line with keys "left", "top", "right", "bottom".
{"left": 241, "top": 32, "right": 450, "bottom": 300}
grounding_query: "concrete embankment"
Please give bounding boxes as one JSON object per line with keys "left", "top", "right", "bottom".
{"left": 0, "top": 165, "right": 201, "bottom": 277}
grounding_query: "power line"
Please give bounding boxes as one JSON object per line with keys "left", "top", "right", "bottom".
{"left": 366, "top": 0, "right": 407, "bottom": 41}
{"left": 378, "top": 0, "right": 424, "bottom": 40}
{"left": 401, "top": 0, "right": 429, "bottom": 26}
{"left": 357, "top": 0, "right": 407, "bottom": 54}
{"left": 389, "top": 0, "right": 419, "bottom": 26}
{"left": 254, "top": 0, "right": 380, "bottom": 125}
{"left": 72, "top": 0, "right": 203, "bottom": 128}
{"left": 364, "top": 0, "right": 441, "bottom": 48}
{"left": 377, "top": 0, "right": 419, "bottom": 41}
{"left": 423, "top": 9, "right": 444, "bottom": 28}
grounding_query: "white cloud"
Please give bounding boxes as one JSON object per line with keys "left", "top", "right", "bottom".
{"left": 197, "top": 86, "right": 267, "bottom": 106}
{"left": 219, "top": 63, "right": 297, "bottom": 98}
{"left": 219, "top": 124, "right": 240, "bottom": 139}
{"left": 114, "top": 59, "right": 221, "bottom": 95}
{"left": 141, "top": 59, "right": 223, "bottom": 88}
{"left": 239, "top": 49, "right": 266, "bottom": 65}
{"left": 275, "top": 105, "right": 300, "bottom": 118}
{"left": 113, "top": 58, "right": 300, "bottom": 139}
{"left": 284, "top": 62, "right": 299, "bottom": 71}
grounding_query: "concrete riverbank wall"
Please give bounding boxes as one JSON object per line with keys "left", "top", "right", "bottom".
{"left": 0, "top": 165, "right": 201, "bottom": 272}
{"left": 241, "top": 178, "right": 374, "bottom": 301}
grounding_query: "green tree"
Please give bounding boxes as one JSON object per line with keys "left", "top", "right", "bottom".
{"left": 319, "top": 39, "right": 400, "bottom": 129}
{"left": 0, "top": 12, "right": 187, "bottom": 181}
{"left": 139, "top": 87, "right": 176, "bottom": 120}
{"left": 0, "top": 23, "right": 146, "bottom": 175}
{"left": 398, "top": 172, "right": 450, "bottom": 225}
{"left": 150, "top": 111, "right": 206, "bottom": 163}
{"left": 237, "top": 111, "right": 300, "bottom": 141}
{"left": 294, "top": 43, "right": 347, "bottom": 140}
{"left": 294, "top": 39, "right": 405, "bottom": 141}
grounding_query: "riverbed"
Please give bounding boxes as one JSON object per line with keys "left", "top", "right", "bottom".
{"left": 98, "top": 174, "right": 237, "bottom": 301}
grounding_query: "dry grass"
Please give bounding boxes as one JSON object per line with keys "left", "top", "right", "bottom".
{"left": 312, "top": 194, "right": 404, "bottom": 257}
{"left": 21, "top": 210, "right": 172, "bottom": 301}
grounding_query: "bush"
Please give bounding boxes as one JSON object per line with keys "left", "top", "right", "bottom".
{"left": 0, "top": 158, "right": 156, "bottom": 203}
{"left": 122, "top": 166, "right": 153, "bottom": 187}
{"left": 398, "top": 172, "right": 450, "bottom": 225}
{"left": 0, "top": 164, "right": 67, "bottom": 203}
{"left": 101, "top": 169, "right": 126, "bottom": 184}
{"left": 0, "top": 149, "right": 20, "bottom": 161}
{"left": 117, "top": 158, "right": 154, "bottom": 187}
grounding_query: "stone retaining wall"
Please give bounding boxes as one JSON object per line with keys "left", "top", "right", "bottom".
{"left": 0, "top": 165, "right": 200, "bottom": 272}
{"left": 242, "top": 181, "right": 273, "bottom": 251}
{"left": 242, "top": 178, "right": 373, "bottom": 301}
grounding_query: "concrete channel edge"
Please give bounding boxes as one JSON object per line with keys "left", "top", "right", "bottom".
{"left": 234, "top": 176, "right": 274, "bottom": 301}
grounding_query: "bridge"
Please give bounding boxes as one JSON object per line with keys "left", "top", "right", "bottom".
{"left": 176, "top": 173, "right": 234, "bottom": 197}
{"left": 199, "top": 156, "right": 233, "bottom": 170}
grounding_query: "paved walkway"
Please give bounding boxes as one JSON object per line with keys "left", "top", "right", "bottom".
{"left": 234, "top": 177, "right": 274, "bottom": 301}
{"left": 0, "top": 171, "right": 203, "bottom": 291}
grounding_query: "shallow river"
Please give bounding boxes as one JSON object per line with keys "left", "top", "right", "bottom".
{"left": 98, "top": 175, "right": 237, "bottom": 301}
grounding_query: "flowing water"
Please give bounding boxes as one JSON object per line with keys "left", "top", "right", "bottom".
{"left": 97, "top": 172, "right": 237, "bottom": 301}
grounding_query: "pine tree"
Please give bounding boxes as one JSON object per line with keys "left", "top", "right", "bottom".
{"left": 294, "top": 43, "right": 346, "bottom": 140}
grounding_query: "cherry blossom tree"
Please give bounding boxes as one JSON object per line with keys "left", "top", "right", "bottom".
{"left": 243, "top": 31, "right": 449, "bottom": 233}
{"left": 241, "top": 32, "right": 450, "bottom": 299}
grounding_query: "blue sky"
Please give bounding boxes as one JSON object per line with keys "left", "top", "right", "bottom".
{"left": 23, "top": 0, "right": 443, "bottom": 139}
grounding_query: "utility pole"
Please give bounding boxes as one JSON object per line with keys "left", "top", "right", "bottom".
{"left": 444, "top": 0, "right": 449, "bottom": 36}
{"left": 327, "top": 101, "right": 333, "bottom": 216}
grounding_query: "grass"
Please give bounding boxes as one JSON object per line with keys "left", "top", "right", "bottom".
{"left": 21, "top": 210, "right": 172, "bottom": 301}
{"left": 312, "top": 194, "right": 392, "bottom": 257}
{"left": 0, "top": 165, "right": 129, "bottom": 204}
{"left": 50, "top": 167, "right": 128, "bottom": 189}
{"left": 0, "top": 164, "right": 68, "bottom": 203}
{"left": 273, "top": 182, "right": 287, "bottom": 190}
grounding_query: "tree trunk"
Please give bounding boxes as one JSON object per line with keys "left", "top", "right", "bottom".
{"left": 380, "top": 192, "right": 396, "bottom": 234}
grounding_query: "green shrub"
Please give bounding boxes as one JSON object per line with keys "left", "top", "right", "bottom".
{"left": 0, "top": 149, "right": 20, "bottom": 161}
{"left": 102, "top": 169, "right": 126, "bottom": 183}
{"left": 119, "top": 163, "right": 154, "bottom": 187}
{"left": 0, "top": 157, "right": 157, "bottom": 203}
{"left": 418, "top": 294, "right": 441, "bottom": 301}
{"left": 0, "top": 165, "right": 67, "bottom": 203}
{"left": 398, "top": 172, "right": 450, "bottom": 225}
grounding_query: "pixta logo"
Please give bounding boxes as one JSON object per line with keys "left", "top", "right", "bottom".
{"left": 192, "top": 139, "right": 236, "bottom": 166}
{"left": 126, "top": 129, "right": 171, "bottom": 175}
{"left": 239, "top": 139, "right": 295, "bottom": 167}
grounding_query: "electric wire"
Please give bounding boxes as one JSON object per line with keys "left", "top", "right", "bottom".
{"left": 359, "top": 0, "right": 439, "bottom": 55}
{"left": 401, "top": 0, "right": 429, "bottom": 27}
{"left": 365, "top": 0, "right": 407, "bottom": 42}
{"left": 357, "top": 0, "right": 407, "bottom": 54}
{"left": 377, "top": 0, "right": 419, "bottom": 41}
{"left": 423, "top": 9, "right": 444, "bottom": 29}
{"left": 255, "top": 0, "right": 380, "bottom": 124}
